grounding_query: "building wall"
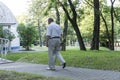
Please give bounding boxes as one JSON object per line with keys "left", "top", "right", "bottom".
{"left": 10, "top": 24, "right": 20, "bottom": 50}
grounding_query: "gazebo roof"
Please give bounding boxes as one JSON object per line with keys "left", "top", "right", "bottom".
{"left": 0, "top": 2, "right": 17, "bottom": 26}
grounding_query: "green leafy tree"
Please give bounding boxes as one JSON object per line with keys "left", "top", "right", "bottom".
{"left": 3, "top": 29, "right": 15, "bottom": 41}
{"left": 17, "top": 23, "right": 38, "bottom": 50}
{"left": 3, "top": 29, "right": 16, "bottom": 51}
{"left": 28, "top": 0, "right": 48, "bottom": 47}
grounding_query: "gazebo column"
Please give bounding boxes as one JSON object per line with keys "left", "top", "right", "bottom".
{"left": 8, "top": 25, "right": 11, "bottom": 52}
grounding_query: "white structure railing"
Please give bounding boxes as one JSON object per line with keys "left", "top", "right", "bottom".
{"left": 0, "top": 38, "right": 9, "bottom": 59}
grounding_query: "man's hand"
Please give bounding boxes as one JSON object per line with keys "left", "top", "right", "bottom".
{"left": 46, "top": 43, "right": 48, "bottom": 47}
{"left": 60, "top": 42, "right": 64, "bottom": 46}
{"left": 46, "top": 36, "right": 50, "bottom": 47}
{"left": 60, "top": 39, "right": 65, "bottom": 46}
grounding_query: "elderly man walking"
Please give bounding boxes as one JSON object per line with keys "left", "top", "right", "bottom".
{"left": 46, "top": 18, "right": 66, "bottom": 71}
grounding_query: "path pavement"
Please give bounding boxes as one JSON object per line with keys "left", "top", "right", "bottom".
{"left": 0, "top": 62, "right": 120, "bottom": 80}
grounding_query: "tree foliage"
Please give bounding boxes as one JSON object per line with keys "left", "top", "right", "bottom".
{"left": 0, "top": 25, "right": 15, "bottom": 41}
{"left": 25, "top": 0, "right": 120, "bottom": 51}
{"left": 17, "top": 23, "right": 38, "bottom": 50}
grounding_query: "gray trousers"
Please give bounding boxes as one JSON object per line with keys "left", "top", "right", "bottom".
{"left": 48, "top": 38, "right": 65, "bottom": 69}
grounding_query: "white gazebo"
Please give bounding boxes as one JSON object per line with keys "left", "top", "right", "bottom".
{"left": 0, "top": 1, "right": 20, "bottom": 63}
{"left": 0, "top": 1, "right": 20, "bottom": 51}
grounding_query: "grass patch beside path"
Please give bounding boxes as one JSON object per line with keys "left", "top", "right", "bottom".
{"left": 5, "top": 49, "right": 120, "bottom": 71}
{"left": 62, "top": 50, "right": 120, "bottom": 71}
{"left": 0, "top": 70, "right": 70, "bottom": 80}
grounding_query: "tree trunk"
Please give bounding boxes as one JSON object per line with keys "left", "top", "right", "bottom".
{"left": 55, "top": 6, "right": 60, "bottom": 24}
{"left": 90, "top": 0, "right": 100, "bottom": 50}
{"left": 25, "top": 45, "right": 30, "bottom": 51}
{"left": 100, "top": 12, "right": 112, "bottom": 49}
{"left": 110, "top": 0, "right": 115, "bottom": 50}
{"left": 61, "top": 17, "right": 68, "bottom": 51}
{"left": 59, "top": 0, "right": 86, "bottom": 50}
{"left": 72, "top": 20, "right": 86, "bottom": 50}
{"left": 38, "top": 19, "right": 42, "bottom": 47}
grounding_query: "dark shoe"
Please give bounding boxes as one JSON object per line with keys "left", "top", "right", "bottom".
{"left": 62, "top": 63, "right": 66, "bottom": 69}
{"left": 51, "top": 69, "right": 56, "bottom": 71}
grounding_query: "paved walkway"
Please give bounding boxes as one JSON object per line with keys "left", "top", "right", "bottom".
{"left": 0, "top": 62, "right": 120, "bottom": 80}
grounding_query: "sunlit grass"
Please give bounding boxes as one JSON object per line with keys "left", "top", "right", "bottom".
{"left": 5, "top": 46, "right": 120, "bottom": 71}
{"left": 62, "top": 50, "right": 120, "bottom": 71}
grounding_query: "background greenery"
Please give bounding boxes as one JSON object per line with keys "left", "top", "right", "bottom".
{"left": 16, "top": 0, "right": 120, "bottom": 50}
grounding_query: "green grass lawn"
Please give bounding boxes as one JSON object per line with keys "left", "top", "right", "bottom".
{"left": 5, "top": 46, "right": 120, "bottom": 71}
{"left": 0, "top": 46, "right": 120, "bottom": 80}
{"left": 0, "top": 70, "right": 69, "bottom": 80}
